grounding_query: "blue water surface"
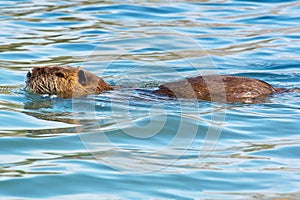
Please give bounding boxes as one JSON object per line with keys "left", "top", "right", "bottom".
{"left": 0, "top": 0, "right": 300, "bottom": 199}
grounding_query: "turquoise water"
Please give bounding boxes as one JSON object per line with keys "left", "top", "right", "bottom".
{"left": 1, "top": 0, "right": 300, "bottom": 199}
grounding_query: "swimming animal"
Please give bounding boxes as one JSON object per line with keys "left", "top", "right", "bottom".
{"left": 25, "top": 66, "right": 295, "bottom": 103}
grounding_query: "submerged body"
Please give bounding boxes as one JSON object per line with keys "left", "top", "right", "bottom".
{"left": 154, "top": 75, "right": 284, "bottom": 103}
{"left": 26, "top": 66, "right": 289, "bottom": 103}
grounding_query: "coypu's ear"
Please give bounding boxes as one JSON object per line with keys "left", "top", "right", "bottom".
{"left": 78, "top": 69, "right": 87, "bottom": 86}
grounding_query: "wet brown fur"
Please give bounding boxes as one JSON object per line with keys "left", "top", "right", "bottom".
{"left": 26, "top": 66, "right": 113, "bottom": 98}
{"left": 26, "top": 66, "right": 287, "bottom": 103}
{"left": 154, "top": 75, "right": 283, "bottom": 103}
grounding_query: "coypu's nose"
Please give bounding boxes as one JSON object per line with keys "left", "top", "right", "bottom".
{"left": 26, "top": 71, "right": 32, "bottom": 78}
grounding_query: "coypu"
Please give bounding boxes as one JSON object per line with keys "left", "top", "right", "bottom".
{"left": 26, "top": 66, "right": 295, "bottom": 103}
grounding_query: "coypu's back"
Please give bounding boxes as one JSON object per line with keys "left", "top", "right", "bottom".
{"left": 26, "top": 66, "right": 113, "bottom": 98}
{"left": 154, "top": 75, "right": 281, "bottom": 103}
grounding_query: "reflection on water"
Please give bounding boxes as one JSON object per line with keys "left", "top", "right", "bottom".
{"left": 1, "top": 0, "right": 300, "bottom": 199}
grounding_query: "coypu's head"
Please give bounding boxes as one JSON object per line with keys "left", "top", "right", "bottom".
{"left": 25, "top": 66, "right": 113, "bottom": 98}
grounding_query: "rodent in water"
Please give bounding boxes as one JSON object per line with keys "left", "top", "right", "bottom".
{"left": 25, "top": 66, "right": 296, "bottom": 103}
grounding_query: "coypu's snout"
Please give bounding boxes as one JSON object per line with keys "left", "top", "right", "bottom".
{"left": 26, "top": 71, "right": 32, "bottom": 79}
{"left": 25, "top": 66, "right": 113, "bottom": 98}
{"left": 26, "top": 66, "right": 78, "bottom": 97}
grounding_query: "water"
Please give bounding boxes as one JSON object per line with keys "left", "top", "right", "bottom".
{"left": 1, "top": 0, "right": 300, "bottom": 199}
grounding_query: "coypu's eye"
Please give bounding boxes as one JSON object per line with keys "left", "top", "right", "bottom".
{"left": 26, "top": 71, "right": 32, "bottom": 78}
{"left": 55, "top": 72, "right": 65, "bottom": 78}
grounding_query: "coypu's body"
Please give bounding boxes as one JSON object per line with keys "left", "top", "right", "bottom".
{"left": 26, "top": 66, "right": 290, "bottom": 103}
{"left": 154, "top": 75, "right": 283, "bottom": 103}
